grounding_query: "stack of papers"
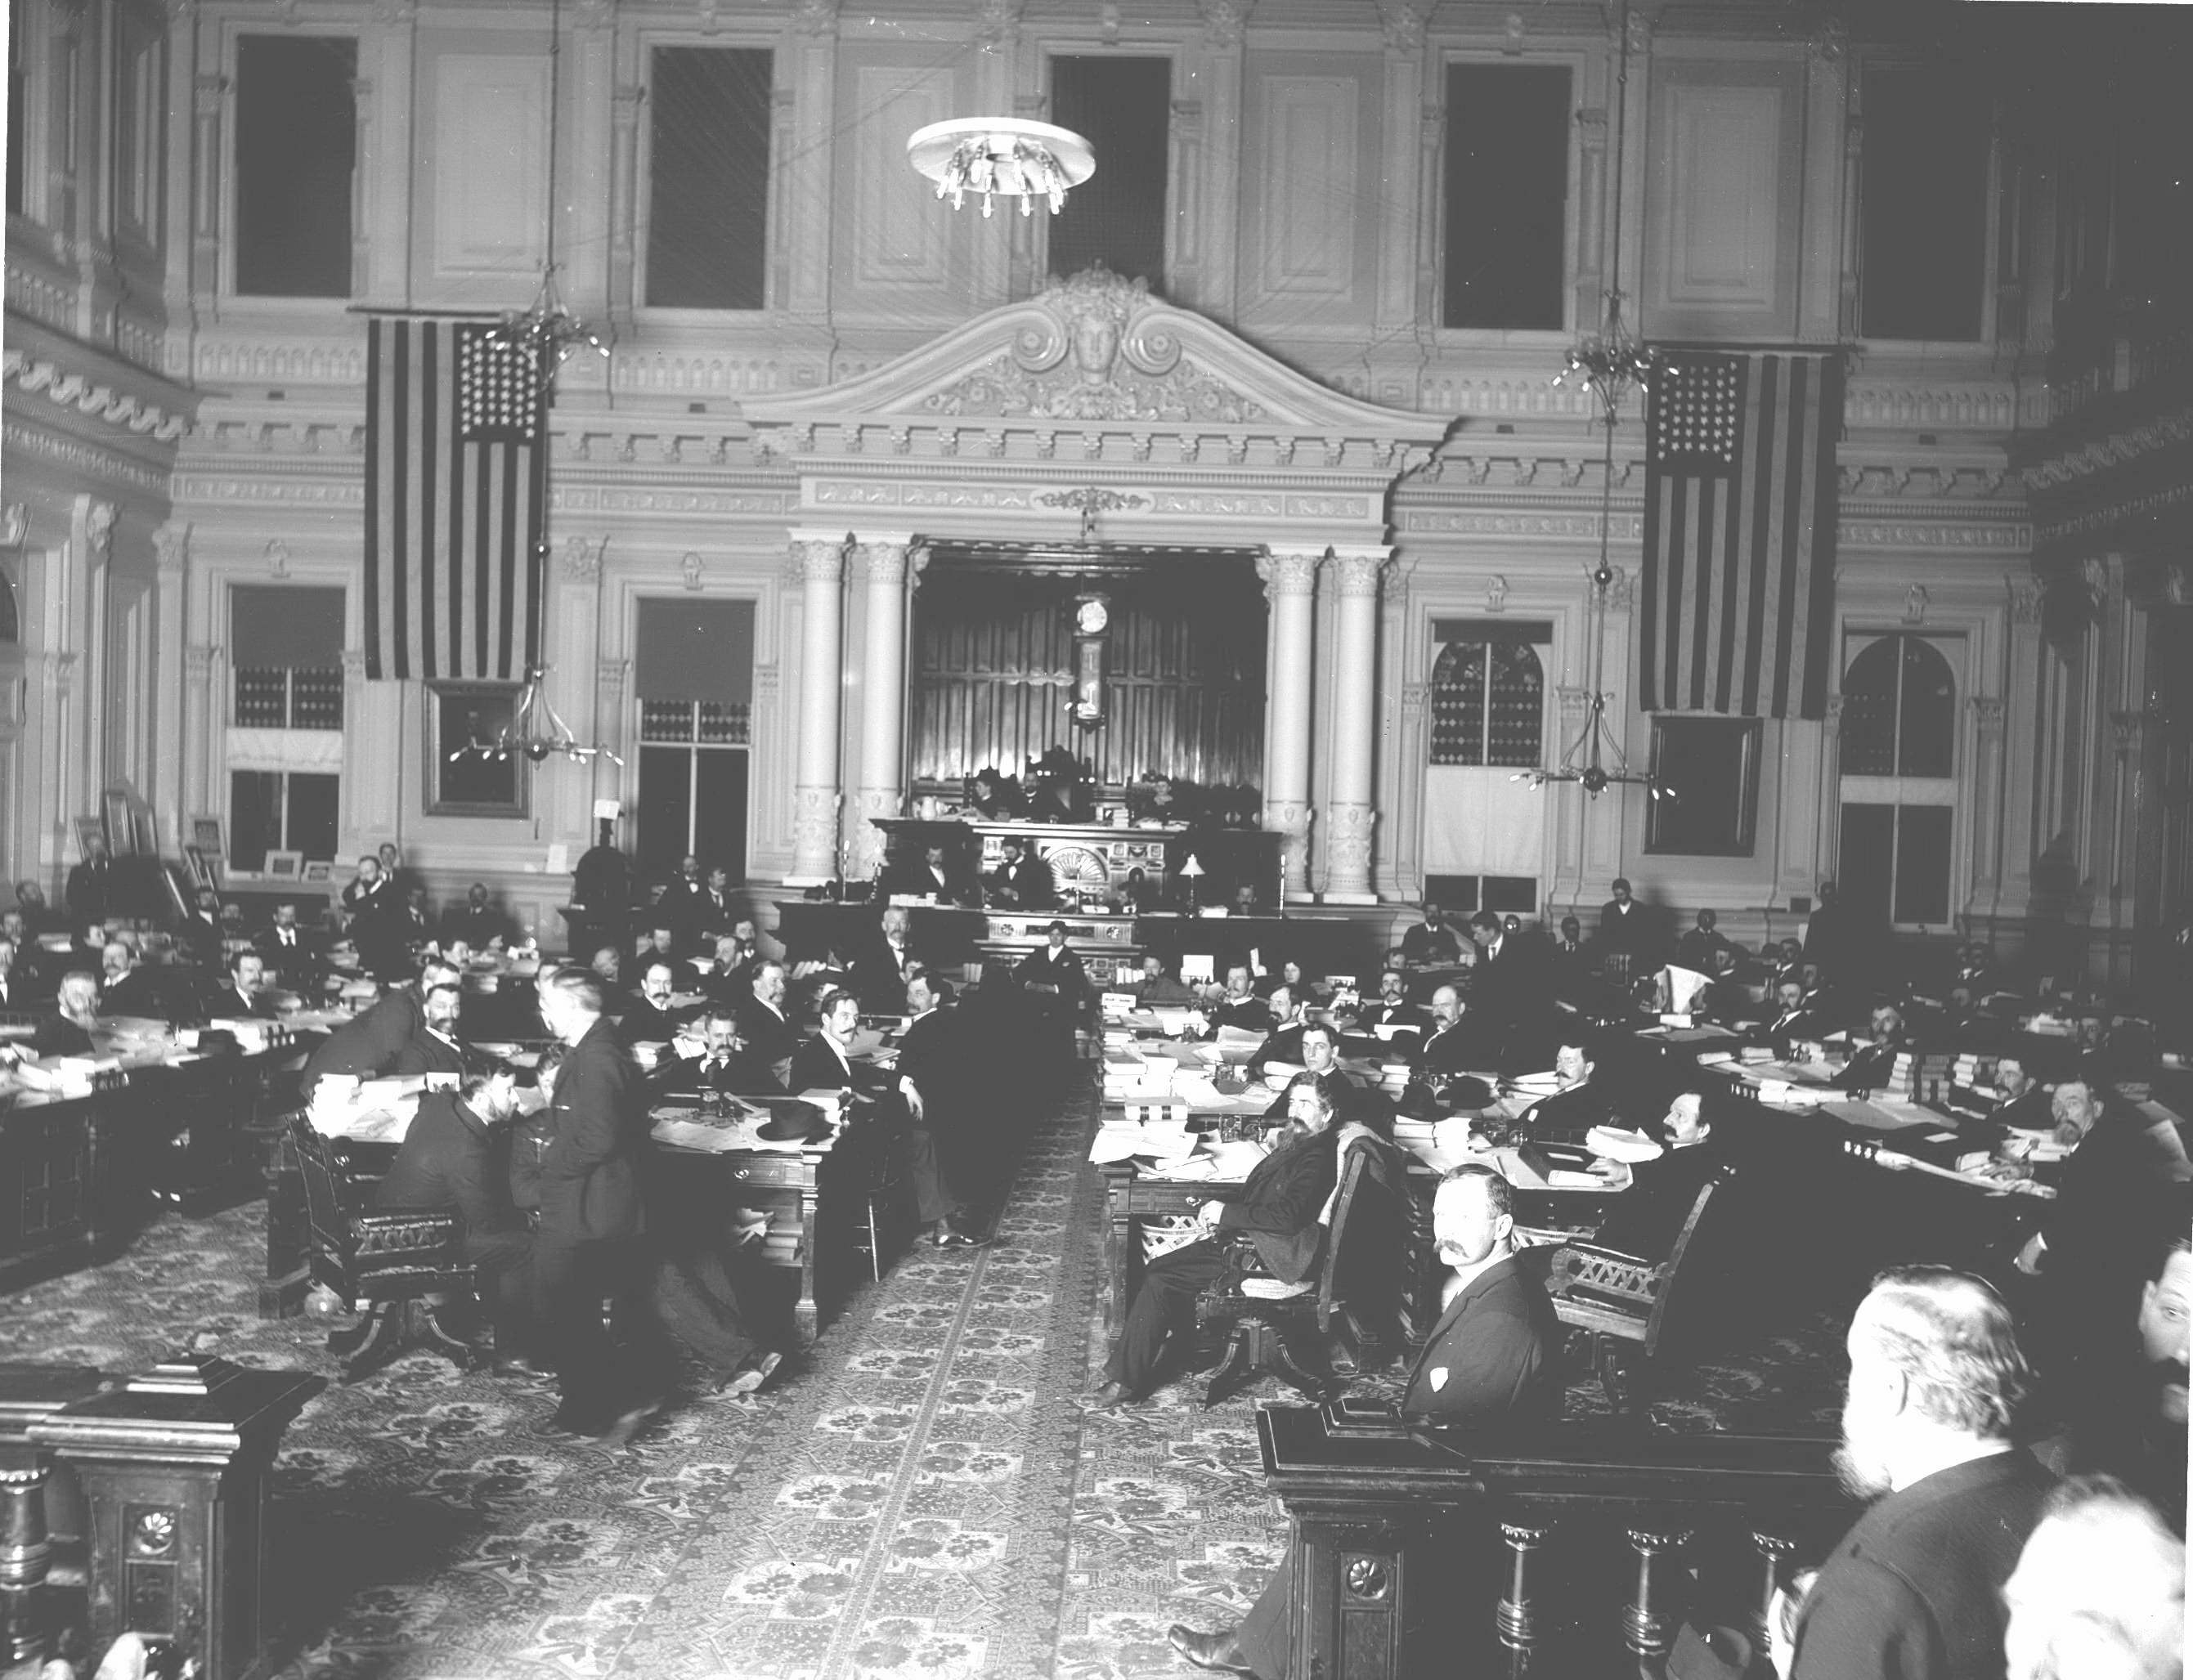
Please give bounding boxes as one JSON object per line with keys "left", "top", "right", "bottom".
{"left": 1087, "top": 1121, "right": 1201, "bottom": 1167}
{"left": 1585, "top": 1125, "right": 1666, "bottom": 1164}
{"left": 1151, "top": 1007, "right": 1204, "bottom": 1038}
{"left": 1753, "top": 1080, "right": 1831, "bottom": 1108}
{"left": 650, "top": 1105, "right": 801, "bottom": 1154}
{"left": 307, "top": 1075, "right": 419, "bottom": 1140}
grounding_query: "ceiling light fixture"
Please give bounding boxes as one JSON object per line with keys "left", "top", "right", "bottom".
{"left": 907, "top": 118, "right": 1096, "bottom": 217}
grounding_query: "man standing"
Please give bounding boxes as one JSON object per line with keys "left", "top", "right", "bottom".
{"left": 1092, "top": 1079, "right": 1340, "bottom": 1409}
{"left": 1167, "top": 1164, "right": 1563, "bottom": 1678}
{"left": 897, "top": 972, "right": 988, "bottom": 1248}
{"left": 535, "top": 969, "right": 661, "bottom": 1444}
{"left": 1774, "top": 1268, "right": 2054, "bottom": 1680}
{"left": 65, "top": 832, "right": 114, "bottom": 925}
{"left": 1016, "top": 920, "right": 1088, "bottom": 1036}
{"left": 379, "top": 1064, "right": 536, "bottom": 1366}
{"left": 1596, "top": 876, "right": 1648, "bottom": 974}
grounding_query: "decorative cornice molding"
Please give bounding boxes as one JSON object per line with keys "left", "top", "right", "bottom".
{"left": 3, "top": 349, "right": 191, "bottom": 442}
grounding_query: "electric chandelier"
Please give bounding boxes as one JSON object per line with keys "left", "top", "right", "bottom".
{"left": 449, "top": 665, "right": 623, "bottom": 768}
{"left": 907, "top": 118, "right": 1095, "bottom": 217}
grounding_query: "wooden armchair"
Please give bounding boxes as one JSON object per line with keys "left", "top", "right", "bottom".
{"left": 290, "top": 1117, "right": 482, "bottom": 1383}
{"left": 1195, "top": 1145, "right": 1410, "bottom": 1409}
{"left": 1544, "top": 1170, "right": 1726, "bottom": 1414}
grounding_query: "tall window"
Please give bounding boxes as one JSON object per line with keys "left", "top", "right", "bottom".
{"left": 1840, "top": 635, "right": 1958, "bottom": 926}
{"left": 634, "top": 599, "right": 755, "bottom": 881}
{"left": 1443, "top": 65, "right": 1570, "bottom": 329}
{"left": 229, "top": 586, "right": 344, "bottom": 872}
{"left": 1859, "top": 60, "right": 1987, "bottom": 341}
{"left": 234, "top": 35, "right": 357, "bottom": 297}
{"left": 1424, "top": 627, "right": 1545, "bottom": 916}
{"left": 1048, "top": 56, "right": 1169, "bottom": 288}
{"left": 646, "top": 46, "right": 772, "bottom": 309}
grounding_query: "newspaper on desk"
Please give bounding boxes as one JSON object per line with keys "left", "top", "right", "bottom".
{"left": 650, "top": 1098, "right": 807, "bottom": 1154}
{"left": 307, "top": 1075, "right": 420, "bottom": 1141}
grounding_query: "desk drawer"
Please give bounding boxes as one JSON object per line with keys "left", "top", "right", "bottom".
{"left": 724, "top": 1155, "right": 812, "bottom": 1190}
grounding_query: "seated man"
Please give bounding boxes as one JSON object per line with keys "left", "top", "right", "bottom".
{"left": 788, "top": 986, "right": 877, "bottom": 1096}
{"left": 253, "top": 901, "right": 324, "bottom": 992}
{"left": 1207, "top": 965, "right": 1272, "bottom": 1034}
{"left": 658, "top": 1007, "right": 785, "bottom": 1098}
{"left": 1016, "top": 920, "right": 1088, "bottom": 1013}
{"left": 1128, "top": 952, "right": 1201, "bottom": 1006}
{"left": 1415, "top": 984, "right": 1500, "bottom": 1073}
{"left": 1261, "top": 1024, "right": 1357, "bottom": 1120}
{"left": 209, "top": 950, "right": 279, "bottom": 1019}
{"left": 378, "top": 1063, "right": 536, "bottom": 1364}
{"left": 1167, "top": 1164, "right": 1563, "bottom": 1678}
{"left": 1836, "top": 1004, "right": 1910, "bottom": 1091}
{"left": 300, "top": 958, "right": 463, "bottom": 1088}
{"left": 388, "top": 981, "right": 469, "bottom": 1080}
{"left": 1986, "top": 1049, "right": 2054, "bottom": 1134}
{"left": 1400, "top": 903, "right": 1464, "bottom": 967}
{"left": 438, "top": 881, "right": 512, "bottom": 952}
{"left": 736, "top": 961, "right": 801, "bottom": 1084}
{"left": 1585, "top": 1089, "right": 1720, "bottom": 1258}
{"left": 1092, "top": 1078, "right": 1342, "bottom": 1408}
{"left": 619, "top": 961, "right": 693, "bottom": 1047}
{"left": 627, "top": 921, "right": 697, "bottom": 993}
{"left": 2003, "top": 1476, "right": 2183, "bottom": 1680}
{"left": 986, "top": 836, "right": 1054, "bottom": 909}
{"left": 1514, "top": 1039, "right": 1614, "bottom": 1140}
{"left": 22, "top": 970, "right": 102, "bottom": 1058}
{"left": 1676, "top": 907, "right": 1733, "bottom": 974}
{"left": 1352, "top": 969, "right": 1431, "bottom": 1037}
{"left": 1757, "top": 977, "right": 1825, "bottom": 1057}
{"left": 1770, "top": 1269, "right": 2055, "bottom": 1680}
{"left": 888, "top": 841, "right": 971, "bottom": 905}
{"left": 1244, "top": 986, "right": 1311, "bottom": 1073}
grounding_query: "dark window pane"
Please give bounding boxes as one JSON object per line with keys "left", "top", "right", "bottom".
{"left": 285, "top": 773, "right": 339, "bottom": 862}
{"left": 640, "top": 699, "right": 696, "bottom": 743}
{"left": 235, "top": 670, "right": 288, "bottom": 728}
{"left": 637, "top": 746, "right": 693, "bottom": 877}
{"left": 234, "top": 36, "right": 357, "bottom": 298}
{"left": 1840, "top": 802, "right": 1896, "bottom": 929}
{"left": 1049, "top": 56, "right": 1169, "bottom": 289}
{"left": 1443, "top": 65, "right": 1571, "bottom": 329}
{"left": 231, "top": 585, "right": 344, "bottom": 669}
{"left": 1893, "top": 805, "right": 1953, "bottom": 925}
{"left": 1486, "top": 643, "right": 1544, "bottom": 768}
{"left": 1840, "top": 639, "right": 1902, "bottom": 777}
{"left": 1429, "top": 643, "right": 1487, "bottom": 765}
{"left": 1422, "top": 873, "right": 1481, "bottom": 915}
{"left": 695, "top": 701, "right": 748, "bottom": 745}
{"left": 1482, "top": 876, "right": 1538, "bottom": 915}
{"left": 291, "top": 670, "right": 345, "bottom": 729}
{"left": 692, "top": 749, "right": 748, "bottom": 882}
{"left": 1860, "top": 60, "right": 1986, "bottom": 340}
{"left": 1648, "top": 719, "right": 1761, "bottom": 855}
{"left": 646, "top": 47, "right": 771, "bottom": 309}
{"left": 230, "top": 772, "right": 281, "bottom": 871}
{"left": 1896, "top": 638, "right": 1957, "bottom": 778}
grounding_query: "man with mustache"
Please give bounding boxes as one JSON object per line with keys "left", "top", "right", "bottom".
{"left": 1769, "top": 1268, "right": 2055, "bottom": 1680}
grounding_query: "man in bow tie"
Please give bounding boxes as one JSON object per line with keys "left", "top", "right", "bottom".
{"left": 254, "top": 901, "right": 323, "bottom": 992}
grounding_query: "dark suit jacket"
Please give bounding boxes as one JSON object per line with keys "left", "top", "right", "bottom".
{"left": 539, "top": 1017, "right": 643, "bottom": 1243}
{"left": 379, "top": 1091, "right": 524, "bottom": 1243}
{"left": 1418, "top": 1015, "right": 1502, "bottom": 1074}
{"left": 2042, "top": 1109, "right": 2187, "bottom": 1296}
{"left": 210, "top": 984, "right": 278, "bottom": 1020}
{"left": 1987, "top": 1087, "right": 2052, "bottom": 1132}
{"left": 303, "top": 983, "right": 426, "bottom": 1084}
{"left": 1212, "top": 1127, "right": 1339, "bottom": 1285}
{"left": 1209, "top": 994, "right": 1272, "bottom": 1033}
{"left": 1837, "top": 1037, "right": 1908, "bottom": 1092}
{"left": 1757, "top": 1008, "right": 1827, "bottom": 1057}
{"left": 1401, "top": 1252, "right": 1564, "bottom": 1426}
{"left": 1787, "top": 1450, "right": 2055, "bottom": 1680}
{"left": 438, "top": 905, "right": 512, "bottom": 948}
{"left": 1359, "top": 1000, "right": 1433, "bottom": 1036}
{"left": 1016, "top": 943, "right": 1087, "bottom": 999}
{"left": 654, "top": 1048, "right": 784, "bottom": 1099}
{"left": 388, "top": 1030, "right": 468, "bottom": 1080}
{"left": 28, "top": 1015, "right": 95, "bottom": 1058}
{"left": 618, "top": 997, "right": 691, "bottom": 1046}
{"left": 788, "top": 1033, "right": 860, "bottom": 1096}
{"left": 736, "top": 998, "right": 801, "bottom": 1070}
{"left": 1586, "top": 1142, "right": 1720, "bottom": 1259}
{"left": 1247, "top": 1022, "right": 1308, "bottom": 1073}
{"left": 65, "top": 859, "right": 114, "bottom": 924}
{"left": 893, "top": 1008, "right": 957, "bottom": 1114}
{"left": 1517, "top": 1081, "right": 1615, "bottom": 1142}
{"left": 254, "top": 926, "right": 324, "bottom": 986}
{"left": 1401, "top": 921, "right": 1465, "bottom": 965}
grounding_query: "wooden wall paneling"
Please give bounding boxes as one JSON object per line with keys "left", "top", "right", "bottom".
{"left": 833, "top": 49, "right": 962, "bottom": 311}
{"left": 1643, "top": 58, "right": 1805, "bottom": 341}
{"left": 1241, "top": 55, "right": 1379, "bottom": 327}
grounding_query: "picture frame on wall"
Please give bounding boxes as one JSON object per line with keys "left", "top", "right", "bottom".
{"left": 101, "top": 791, "right": 135, "bottom": 854}
{"left": 425, "top": 682, "right": 529, "bottom": 818}
{"left": 303, "top": 861, "right": 334, "bottom": 885}
{"left": 73, "top": 816, "right": 105, "bottom": 860}
{"left": 191, "top": 817, "right": 225, "bottom": 856}
{"left": 132, "top": 806, "right": 159, "bottom": 857}
{"left": 265, "top": 850, "right": 304, "bottom": 881}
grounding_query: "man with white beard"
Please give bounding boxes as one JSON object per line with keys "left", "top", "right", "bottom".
{"left": 1769, "top": 1268, "right": 2056, "bottom": 1680}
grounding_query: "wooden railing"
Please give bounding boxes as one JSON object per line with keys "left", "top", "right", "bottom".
{"left": 1257, "top": 1400, "right": 1859, "bottom": 1680}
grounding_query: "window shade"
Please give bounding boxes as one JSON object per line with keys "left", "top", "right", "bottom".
{"left": 1432, "top": 618, "right": 1553, "bottom": 645}
{"left": 635, "top": 598, "right": 755, "bottom": 704}
{"left": 231, "top": 585, "right": 345, "bottom": 668}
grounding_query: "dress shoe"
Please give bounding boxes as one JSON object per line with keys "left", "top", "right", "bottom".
{"left": 932, "top": 1225, "right": 993, "bottom": 1249}
{"left": 1086, "top": 1380, "right": 1137, "bottom": 1411}
{"left": 493, "top": 1355, "right": 553, "bottom": 1379}
{"left": 721, "top": 1350, "right": 783, "bottom": 1397}
{"left": 589, "top": 1399, "right": 662, "bottom": 1450}
{"left": 1167, "top": 1624, "right": 1256, "bottom": 1676}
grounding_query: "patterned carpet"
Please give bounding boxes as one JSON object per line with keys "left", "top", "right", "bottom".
{"left": 0, "top": 1073, "right": 1843, "bottom": 1680}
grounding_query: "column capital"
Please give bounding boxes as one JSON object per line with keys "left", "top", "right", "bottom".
{"left": 563, "top": 535, "right": 604, "bottom": 580}
{"left": 183, "top": 644, "right": 215, "bottom": 682}
{"left": 1822, "top": 692, "right": 1845, "bottom": 733}
{"left": 789, "top": 533, "right": 847, "bottom": 583}
{"left": 340, "top": 648, "right": 370, "bottom": 680}
{"left": 2008, "top": 576, "right": 2043, "bottom": 625}
{"left": 152, "top": 521, "right": 191, "bottom": 573}
{"left": 1256, "top": 548, "right": 1323, "bottom": 598}
{"left": 597, "top": 656, "right": 630, "bottom": 695}
{"left": 851, "top": 533, "right": 917, "bottom": 585}
{"left": 1970, "top": 694, "right": 2005, "bottom": 741}
{"left": 1197, "top": 0, "right": 1253, "bottom": 50}
{"left": 83, "top": 500, "right": 117, "bottom": 560}
{"left": 1329, "top": 547, "right": 1392, "bottom": 598}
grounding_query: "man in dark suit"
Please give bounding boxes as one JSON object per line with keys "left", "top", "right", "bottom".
{"left": 618, "top": 961, "right": 693, "bottom": 1047}
{"left": 65, "top": 834, "right": 114, "bottom": 926}
{"left": 789, "top": 987, "right": 880, "bottom": 1096}
{"left": 1836, "top": 1004, "right": 1909, "bottom": 1092}
{"left": 1587, "top": 1091, "right": 1723, "bottom": 1259}
{"left": 1092, "top": 1078, "right": 1343, "bottom": 1408}
{"left": 1400, "top": 903, "right": 1464, "bottom": 967}
{"left": 1259, "top": 1028, "right": 1360, "bottom": 1122}
{"left": 0, "top": 937, "right": 33, "bottom": 1012}
{"left": 1676, "top": 908, "right": 1734, "bottom": 974}
{"left": 1208, "top": 965, "right": 1271, "bottom": 1033}
{"left": 655, "top": 1008, "right": 784, "bottom": 1099}
{"left": 1517, "top": 1040, "right": 1616, "bottom": 1140}
{"left": 1244, "top": 986, "right": 1311, "bottom": 1073}
{"left": 1015, "top": 920, "right": 1088, "bottom": 1032}
{"left": 657, "top": 854, "right": 706, "bottom": 936}
{"left": 985, "top": 836, "right": 1053, "bottom": 910}
{"left": 378, "top": 1063, "right": 536, "bottom": 1361}
{"left": 254, "top": 901, "right": 323, "bottom": 993}
{"left": 1352, "top": 969, "right": 1431, "bottom": 1038}
{"left": 439, "top": 881, "right": 513, "bottom": 952}
{"left": 389, "top": 982, "right": 469, "bottom": 1080}
{"left": 210, "top": 950, "right": 279, "bottom": 1019}
{"left": 1774, "top": 1270, "right": 2054, "bottom": 1680}
{"left": 1169, "top": 1163, "right": 1563, "bottom": 1678}
{"left": 1469, "top": 910, "right": 1554, "bottom": 1066}
{"left": 535, "top": 969, "right": 662, "bottom": 1443}
{"left": 687, "top": 866, "right": 738, "bottom": 952}
{"left": 300, "top": 959, "right": 462, "bottom": 1088}
{"left": 626, "top": 922, "right": 697, "bottom": 993}
{"left": 1985, "top": 1051, "right": 2053, "bottom": 1134}
{"left": 1417, "top": 985, "right": 1501, "bottom": 1074}
{"left": 1595, "top": 876, "right": 1651, "bottom": 975}
{"left": 888, "top": 841, "right": 971, "bottom": 904}
{"left": 1756, "top": 978, "right": 1826, "bottom": 1057}
{"left": 896, "top": 972, "right": 988, "bottom": 1247}
{"left": 853, "top": 906, "right": 919, "bottom": 1012}
{"left": 736, "top": 961, "right": 801, "bottom": 1085}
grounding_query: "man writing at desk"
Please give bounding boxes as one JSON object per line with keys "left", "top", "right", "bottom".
{"left": 1166, "top": 1163, "right": 1564, "bottom": 1678}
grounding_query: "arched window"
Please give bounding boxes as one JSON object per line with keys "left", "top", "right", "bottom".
{"left": 1431, "top": 638, "right": 1542, "bottom": 768}
{"left": 1838, "top": 634, "right": 1960, "bottom": 928}
{"left": 1841, "top": 635, "right": 1955, "bottom": 778}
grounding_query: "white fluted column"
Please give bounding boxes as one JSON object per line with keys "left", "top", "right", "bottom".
{"left": 1323, "top": 545, "right": 1390, "bottom": 903}
{"left": 849, "top": 533, "right": 916, "bottom": 885}
{"left": 787, "top": 531, "right": 848, "bottom": 884}
{"left": 1258, "top": 547, "right": 1321, "bottom": 894}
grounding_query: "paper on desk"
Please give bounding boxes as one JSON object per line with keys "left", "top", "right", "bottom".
{"left": 1204, "top": 1140, "right": 1269, "bottom": 1181}
{"left": 1088, "top": 1122, "right": 1203, "bottom": 1166}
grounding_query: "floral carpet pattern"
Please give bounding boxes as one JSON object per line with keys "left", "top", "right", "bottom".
{"left": 0, "top": 1074, "right": 1841, "bottom": 1680}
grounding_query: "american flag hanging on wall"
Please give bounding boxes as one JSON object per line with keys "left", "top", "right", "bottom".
{"left": 1637, "top": 350, "right": 1843, "bottom": 720}
{"left": 364, "top": 316, "right": 548, "bottom": 682}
